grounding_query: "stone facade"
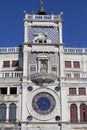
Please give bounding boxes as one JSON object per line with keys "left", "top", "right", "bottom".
{"left": 0, "top": 3, "right": 87, "bottom": 130}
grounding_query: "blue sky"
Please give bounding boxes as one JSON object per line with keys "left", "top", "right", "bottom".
{"left": 0, "top": 0, "right": 87, "bottom": 47}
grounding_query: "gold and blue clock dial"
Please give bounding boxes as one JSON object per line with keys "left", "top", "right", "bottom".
{"left": 32, "top": 92, "right": 56, "bottom": 115}
{"left": 37, "top": 97, "right": 51, "bottom": 111}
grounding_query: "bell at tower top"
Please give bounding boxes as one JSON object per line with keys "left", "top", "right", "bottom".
{"left": 38, "top": 0, "right": 47, "bottom": 15}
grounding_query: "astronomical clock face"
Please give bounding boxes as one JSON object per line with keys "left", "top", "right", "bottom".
{"left": 27, "top": 88, "right": 60, "bottom": 121}
{"left": 32, "top": 92, "right": 56, "bottom": 115}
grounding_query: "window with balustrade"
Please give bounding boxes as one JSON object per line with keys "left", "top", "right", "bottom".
{"left": 74, "top": 73, "right": 80, "bottom": 78}
{"left": 66, "top": 73, "right": 71, "bottom": 78}
{"left": 5, "top": 73, "right": 9, "bottom": 78}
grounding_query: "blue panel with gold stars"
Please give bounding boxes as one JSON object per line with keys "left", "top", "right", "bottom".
{"left": 29, "top": 26, "right": 58, "bottom": 43}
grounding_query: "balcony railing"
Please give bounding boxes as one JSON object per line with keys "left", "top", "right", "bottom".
{"left": 0, "top": 71, "right": 23, "bottom": 78}
{"left": 1, "top": 47, "right": 87, "bottom": 54}
{"left": 0, "top": 47, "right": 19, "bottom": 53}
{"left": 65, "top": 71, "right": 87, "bottom": 79}
{"left": 64, "top": 47, "right": 87, "bottom": 54}
{"left": 24, "top": 13, "right": 62, "bottom": 22}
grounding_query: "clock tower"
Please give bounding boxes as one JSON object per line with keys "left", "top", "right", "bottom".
{"left": 21, "top": 1, "right": 64, "bottom": 130}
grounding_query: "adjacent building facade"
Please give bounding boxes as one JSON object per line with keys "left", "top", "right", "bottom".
{"left": 0, "top": 2, "right": 87, "bottom": 130}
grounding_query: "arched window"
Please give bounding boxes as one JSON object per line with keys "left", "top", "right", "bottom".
{"left": 70, "top": 104, "right": 78, "bottom": 122}
{"left": 80, "top": 104, "right": 87, "bottom": 122}
{"left": 9, "top": 103, "right": 16, "bottom": 122}
{"left": 0, "top": 104, "right": 6, "bottom": 122}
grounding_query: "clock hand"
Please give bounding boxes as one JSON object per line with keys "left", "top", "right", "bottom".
{"left": 33, "top": 104, "right": 39, "bottom": 110}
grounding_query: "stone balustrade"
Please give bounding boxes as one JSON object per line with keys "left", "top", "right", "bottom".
{"left": 0, "top": 47, "right": 19, "bottom": 53}
{"left": 64, "top": 47, "right": 87, "bottom": 54}
{"left": 0, "top": 71, "right": 22, "bottom": 78}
